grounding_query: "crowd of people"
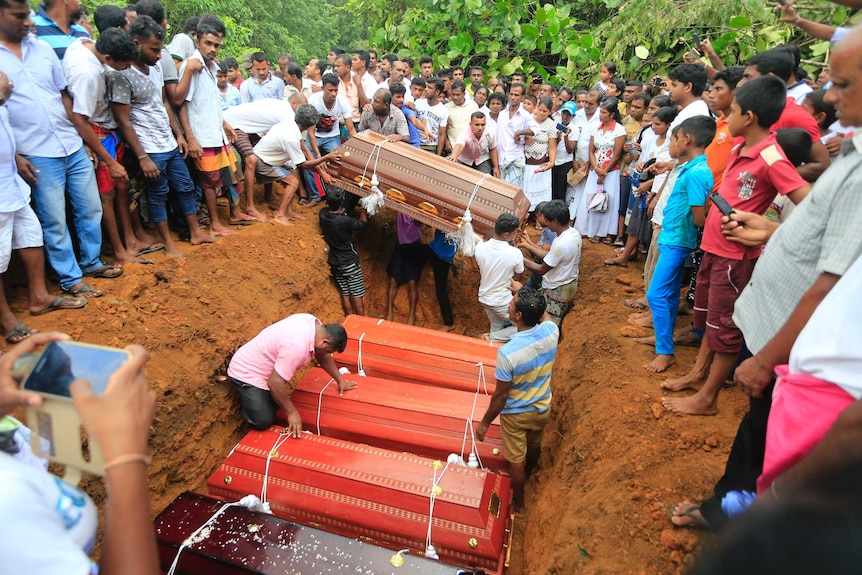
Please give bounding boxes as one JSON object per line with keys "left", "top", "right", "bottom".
{"left": 1, "top": 0, "right": 862, "bottom": 569}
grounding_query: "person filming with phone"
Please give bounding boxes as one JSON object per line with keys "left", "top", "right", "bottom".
{"left": 0, "top": 332, "right": 159, "bottom": 575}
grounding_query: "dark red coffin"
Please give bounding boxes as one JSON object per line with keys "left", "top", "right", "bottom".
{"left": 206, "top": 428, "right": 511, "bottom": 574}
{"left": 154, "top": 492, "right": 472, "bottom": 574}
{"left": 333, "top": 315, "right": 500, "bottom": 393}
{"left": 327, "top": 131, "right": 529, "bottom": 236}
{"left": 282, "top": 367, "right": 507, "bottom": 473}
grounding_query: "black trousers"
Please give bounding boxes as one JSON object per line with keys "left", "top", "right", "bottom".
{"left": 700, "top": 381, "right": 774, "bottom": 530}
{"left": 230, "top": 377, "right": 278, "bottom": 430}
{"left": 420, "top": 245, "right": 454, "bottom": 326}
{"left": 551, "top": 161, "right": 572, "bottom": 202}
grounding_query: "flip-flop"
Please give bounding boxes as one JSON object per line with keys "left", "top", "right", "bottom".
{"left": 84, "top": 264, "right": 124, "bottom": 279}
{"left": 674, "top": 331, "right": 702, "bottom": 347}
{"left": 4, "top": 322, "right": 38, "bottom": 344}
{"left": 229, "top": 219, "right": 255, "bottom": 226}
{"left": 604, "top": 258, "right": 628, "bottom": 267}
{"left": 624, "top": 298, "right": 648, "bottom": 310}
{"left": 670, "top": 503, "right": 712, "bottom": 530}
{"left": 67, "top": 282, "right": 103, "bottom": 298}
{"left": 133, "top": 258, "right": 155, "bottom": 265}
{"left": 30, "top": 295, "right": 87, "bottom": 316}
{"left": 133, "top": 242, "right": 165, "bottom": 257}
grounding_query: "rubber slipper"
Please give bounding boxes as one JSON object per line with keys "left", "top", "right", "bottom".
{"left": 134, "top": 242, "right": 165, "bottom": 257}
{"left": 4, "top": 322, "right": 37, "bottom": 344}
{"left": 624, "top": 299, "right": 648, "bottom": 310}
{"left": 229, "top": 218, "right": 255, "bottom": 226}
{"left": 84, "top": 264, "right": 124, "bottom": 279}
{"left": 30, "top": 295, "right": 87, "bottom": 316}
{"left": 588, "top": 237, "right": 601, "bottom": 244}
{"left": 67, "top": 282, "right": 103, "bottom": 298}
{"left": 604, "top": 258, "right": 628, "bottom": 267}
{"left": 133, "top": 258, "right": 155, "bottom": 265}
{"left": 670, "top": 504, "right": 712, "bottom": 530}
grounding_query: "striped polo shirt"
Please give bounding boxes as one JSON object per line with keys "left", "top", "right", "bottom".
{"left": 496, "top": 321, "right": 559, "bottom": 414}
{"left": 32, "top": 6, "right": 90, "bottom": 62}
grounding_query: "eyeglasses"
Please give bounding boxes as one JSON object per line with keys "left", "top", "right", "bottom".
{"left": 660, "top": 82, "right": 668, "bottom": 88}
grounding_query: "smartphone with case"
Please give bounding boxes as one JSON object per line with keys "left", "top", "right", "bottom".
{"left": 556, "top": 122, "right": 567, "bottom": 132}
{"left": 21, "top": 341, "right": 130, "bottom": 482}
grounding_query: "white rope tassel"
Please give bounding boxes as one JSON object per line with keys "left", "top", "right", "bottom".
{"left": 167, "top": 495, "right": 270, "bottom": 575}
{"left": 359, "top": 140, "right": 387, "bottom": 215}
{"left": 447, "top": 173, "right": 490, "bottom": 256}
{"left": 356, "top": 332, "right": 366, "bottom": 377}
{"left": 424, "top": 461, "right": 451, "bottom": 561}
{"left": 458, "top": 362, "right": 487, "bottom": 470}
{"left": 316, "top": 378, "right": 335, "bottom": 435}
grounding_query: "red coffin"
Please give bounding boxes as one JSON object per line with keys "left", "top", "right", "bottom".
{"left": 282, "top": 367, "right": 507, "bottom": 473}
{"left": 154, "top": 492, "right": 472, "bottom": 574}
{"left": 206, "top": 428, "right": 511, "bottom": 574}
{"left": 327, "top": 131, "right": 529, "bottom": 236}
{"left": 333, "top": 315, "right": 500, "bottom": 393}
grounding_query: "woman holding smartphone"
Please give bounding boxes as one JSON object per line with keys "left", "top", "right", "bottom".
{"left": 581, "top": 97, "right": 627, "bottom": 244}
{"left": 0, "top": 333, "right": 158, "bottom": 575}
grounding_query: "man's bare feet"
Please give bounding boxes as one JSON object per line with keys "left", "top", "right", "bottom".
{"left": 190, "top": 232, "right": 219, "bottom": 246}
{"left": 272, "top": 216, "right": 293, "bottom": 226}
{"left": 285, "top": 211, "right": 305, "bottom": 220}
{"left": 662, "top": 371, "right": 707, "bottom": 392}
{"left": 644, "top": 354, "right": 675, "bottom": 373}
{"left": 633, "top": 335, "right": 656, "bottom": 346}
{"left": 628, "top": 311, "right": 650, "bottom": 321}
{"left": 670, "top": 501, "right": 711, "bottom": 529}
{"left": 267, "top": 202, "right": 280, "bottom": 211}
{"left": 211, "top": 228, "right": 236, "bottom": 237}
{"left": 438, "top": 324, "right": 455, "bottom": 332}
{"left": 628, "top": 315, "right": 653, "bottom": 328}
{"left": 246, "top": 207, "right": 267, "bottom": 222}
{"left": 662, "top": 393, "right": 718, "bottom": 415}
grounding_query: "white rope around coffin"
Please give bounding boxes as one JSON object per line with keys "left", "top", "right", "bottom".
{"left": 166, "top": 494, "right": 270, "bottom": 575}
{"left": 359, "top": 140, "right": 387, "bottom": 215}
{"left": 447, "top": 173, "right": 490, "bottom": 256}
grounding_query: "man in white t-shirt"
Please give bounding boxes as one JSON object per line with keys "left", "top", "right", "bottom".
{"left": 475, "top": 213, "right": 525, "bottom": 342}
{"left": 252, "top": 104, "right": 340, "bottom": 226}
{"left": 63, "top": 30, "right": 145, "bottom": 265}
{"left": 521, "top": 200, "right": 581, "bottom": 327}
{"left": 415, "top": 76, "right": 449, "bottom": 155}
{"left": 307, "top": 73, "right": 355, "bottom": 157}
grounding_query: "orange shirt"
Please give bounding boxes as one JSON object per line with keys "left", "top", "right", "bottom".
{"left": 705, "top": 114, "right": 733, "bottom": 193}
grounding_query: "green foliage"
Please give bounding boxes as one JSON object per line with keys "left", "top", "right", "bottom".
{"left": 358, "top": 0, "right": 855, "bottom": 88}
{"left": 79, "top": 0, "right": 370, "bottom": 63}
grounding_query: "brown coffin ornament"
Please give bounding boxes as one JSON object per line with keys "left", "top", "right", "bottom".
{"left": 206, "top": 428, "right": 511, "bottom": 574}
{"left": 333, "top": 315, "right": 499, "bottom": 393}
{"left": 282, "top": 367, "right": 507, "bottom": 473}
{"left": 154, "top": 492, "right": 471, "bottom": 574}
{"left": 327, "top": 131, "right": 529, "bottom": 236}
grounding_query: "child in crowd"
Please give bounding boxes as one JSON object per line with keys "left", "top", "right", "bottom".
{"left": 319, "top": 189, "right": 369, "bottom": 316}
{"left": 643, "top": 117, "right": 715, "bottom": 373}
{"left": 662, "top": 76, "right": 810, "bottom": 414}
{"left": 765, "top": 128, "right": 814, "bottom": 223}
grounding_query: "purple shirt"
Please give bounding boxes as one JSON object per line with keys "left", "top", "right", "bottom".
{"left": 396, "top": 213, "right": 424, "bottom": 244}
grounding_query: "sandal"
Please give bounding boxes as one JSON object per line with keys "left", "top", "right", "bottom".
{"left": 30, "top": 295, "right": 87, "bottom": 316}
{"left": 67, "top": 282, "right": 104, "bottom": 298}
{"left": 624, "top": 298, "right": 648, "bottom": 310}
{"left": 588, "top": 237, "right": 600, "bottom": 244}
{"left": 84, "top": 264, "right": 123, "bottom": 279}
{"left": 4, "top": 322, "right": 37, "bottom": 344}
{"left": 601, "top": 237, "right": 613, "bottom": 245}
{"left": 298, "top": 197, "right": 310, "bottom": 206}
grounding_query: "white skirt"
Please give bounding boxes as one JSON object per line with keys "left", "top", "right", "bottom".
{"left": 521, "top": 165, "right": 552, "bottom": 211}
{"left": 579, "top": 169, "right": 620, "bottom": 238}
{"left": 568, "top": 178, "right": 588, "bottom": 225}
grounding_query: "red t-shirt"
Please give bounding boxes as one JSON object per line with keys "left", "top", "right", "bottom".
{"left": 700, "top": 132, "right": 806, "bottom": 261}
{"left": 773, "top": 96, "right": 820, "bottom": 144}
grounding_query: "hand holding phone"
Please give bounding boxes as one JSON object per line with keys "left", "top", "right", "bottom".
{"left": 710, "top": 192, "right": 741, "bottom": 223}
{"left": 22, "top": 341, "right": 131, "bottom": 399}
{"left": 556, "top": 122, "right": 567, "bottom": 133}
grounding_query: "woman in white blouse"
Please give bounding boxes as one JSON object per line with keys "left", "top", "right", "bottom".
{"left": 581, "top": 97, "right": 627, "bottom": 243}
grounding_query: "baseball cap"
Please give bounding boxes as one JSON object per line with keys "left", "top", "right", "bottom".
{"left": 561, "top": 101, "right": 576, "bottom": 114}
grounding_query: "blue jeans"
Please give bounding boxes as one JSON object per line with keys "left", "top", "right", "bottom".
{"left": 646, "top": 244, "right": 692, "bottom": 356}
{"left": 146, "top": 148, "right": 198, "bottom": 223}
{"left": 26, "top": 146, "right": 103, "bottom": 290}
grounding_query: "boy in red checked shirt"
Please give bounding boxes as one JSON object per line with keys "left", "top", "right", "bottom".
{"left": 661, "top": 76, "right": 810, "bottom": 416}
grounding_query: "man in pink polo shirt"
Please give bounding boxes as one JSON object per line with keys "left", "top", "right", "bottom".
{"left": 227, "top": 314, "right": 355, "bottom": 433}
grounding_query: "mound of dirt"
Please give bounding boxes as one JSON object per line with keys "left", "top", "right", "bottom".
{"left": 4, "top": 196, "right": 749, "bottom": 574}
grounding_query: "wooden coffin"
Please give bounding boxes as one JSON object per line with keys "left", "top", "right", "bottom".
{"left": 206, "top": 428, "right": 511, "bottom": 574}
{"left": 154, "top": 492, "right": 472, "bottom": 574}
{"left": 327, "top": 131, "right": 529, "bottom": 236}
{"left": 333, "top": 315, "right": 500, "bottom": 393}
{"left": 282, "top": 367, "right": 507, "bottom": 473}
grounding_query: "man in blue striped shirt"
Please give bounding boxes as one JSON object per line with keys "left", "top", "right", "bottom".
{"left": 32, "top": 0, "right": 90, "bottom": 61}
{"left": 476, "top": 286, "right": 559, "bottom": 513}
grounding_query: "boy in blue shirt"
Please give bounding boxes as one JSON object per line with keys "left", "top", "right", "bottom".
{"left": 644, "top": 116, "right": 716, "bottom": 373}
